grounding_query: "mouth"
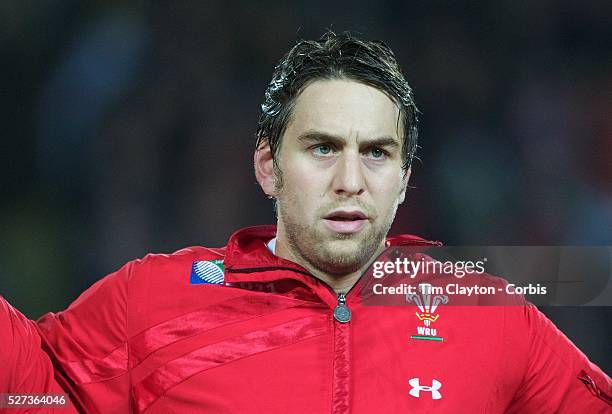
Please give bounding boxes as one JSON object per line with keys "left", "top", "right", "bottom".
{"left": 323, "top": 210, "right": 369, "bottom": 234}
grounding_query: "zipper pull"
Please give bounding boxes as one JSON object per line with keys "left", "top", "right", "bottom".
{"left": 333, "top": 292, "right": 352, "bottom": 323}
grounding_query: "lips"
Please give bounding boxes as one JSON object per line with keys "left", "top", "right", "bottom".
{"left": 323, "top": 210, "right": 368, "bottom": 234}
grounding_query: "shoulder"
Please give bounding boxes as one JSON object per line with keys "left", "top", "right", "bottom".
{"left": 135, "top": 245, "right": 226, "bottom": 266}
{"left": 122, "top": 246, "right": 237, "bottom": 335}
{"left": 121, "top": 245, "right": 227, "bottom": 284}
{"left": 120, "top": 245, "right": 230, "bottom": 307}
{"left": 0, "top": 295, "right": 38, "bottom": 361}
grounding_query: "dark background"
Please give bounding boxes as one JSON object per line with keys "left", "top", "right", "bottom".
{"left": 1, "top": 1, "right": 610, "bottom": 372}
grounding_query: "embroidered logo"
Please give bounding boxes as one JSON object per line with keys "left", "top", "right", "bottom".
{"left": 409, "top": 378, "right": 442, "bottom": 400}
{"left": 190, "top": 260, "right": 224, "bottom": 284}
{"left": 406, "top": 283, "right": 448, "bottom": 341}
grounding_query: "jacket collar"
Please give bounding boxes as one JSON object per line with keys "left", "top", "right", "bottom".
{"left": 223, "top": 225, "right": 441, "bottom": 307}
{"left": 224, "top": 225, "right": 440, "bottom": 282}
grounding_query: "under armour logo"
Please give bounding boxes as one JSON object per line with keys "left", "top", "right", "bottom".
{"left": 409, "top": 378, "right": 442, "bottom": 400}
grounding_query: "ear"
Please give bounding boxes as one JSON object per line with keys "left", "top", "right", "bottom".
{"left": 398, "top": 168, "right": 411, "bottom": 204}
{"left": 254, "top": 141, "right": 278, "bottom": 197}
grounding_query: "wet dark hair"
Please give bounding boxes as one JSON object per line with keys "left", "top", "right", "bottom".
{"left": 256, "top": 30, "right": 419, "bottom": 172}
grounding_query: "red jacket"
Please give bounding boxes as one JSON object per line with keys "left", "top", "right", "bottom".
{"left": 28, "top": 226, "right": 610, "bottom": 412}
{"left": 0, "top": 296, "right": 77, "bottom": 413}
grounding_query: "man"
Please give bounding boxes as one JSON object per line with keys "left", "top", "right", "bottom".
{"left": 1, "top": 31, "right": 610, "bottom": 413}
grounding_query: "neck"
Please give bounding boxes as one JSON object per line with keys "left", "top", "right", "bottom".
{"left": 274, "top": 234, "right": 385, "bottom": 295}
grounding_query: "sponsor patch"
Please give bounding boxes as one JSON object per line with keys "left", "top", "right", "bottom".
{"left": 409, "top": 378, "right": 442, "bottom": 400}
{"left": 190, "top": 260, "right": 224, "bottom": 284}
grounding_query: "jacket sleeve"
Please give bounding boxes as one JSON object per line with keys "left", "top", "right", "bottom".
{"left": 505, "top": 303, "right": 611, "bottom": 413}
{"left": 0, "top": 295, "right": 77, "bottom": 413}
{"left": 36, "top": 261, "right": 135, "bottom": 414}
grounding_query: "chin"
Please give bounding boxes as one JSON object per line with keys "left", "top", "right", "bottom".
{"left": 316, "top": 240, "right": 372, "bottom": 272}
{"left": 317, "top": 255, "right": 365, "bottom": 275}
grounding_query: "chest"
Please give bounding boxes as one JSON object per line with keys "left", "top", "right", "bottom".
{"left": 127, "top": 291, "right": 523, "bottom": 413}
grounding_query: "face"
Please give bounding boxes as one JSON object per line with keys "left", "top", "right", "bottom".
{"left": 259, "top": 79, "right": 409, "bottom": 276}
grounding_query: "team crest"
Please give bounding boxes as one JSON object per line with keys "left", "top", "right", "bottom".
{"left": 406, "top": 283, "right": 448, "bottom": 341}
{"left": 190, "top": 260, "right": 225, "bottom": 284}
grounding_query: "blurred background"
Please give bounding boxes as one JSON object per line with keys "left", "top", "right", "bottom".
{"left": 0, "top": 1, "right": 610, "bottom": 371}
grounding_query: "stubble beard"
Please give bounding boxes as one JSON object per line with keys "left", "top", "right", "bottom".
{"left": 277, "top": 196, "right": 397, "bottom": 277}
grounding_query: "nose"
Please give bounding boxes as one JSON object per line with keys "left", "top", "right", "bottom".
{"left": 333, "top": 150, "right": 365, "bottom": 196}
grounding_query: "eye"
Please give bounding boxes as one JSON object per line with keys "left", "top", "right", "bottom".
{"left": 365, "top": 148, "right": 388, "bottom": 159}
{"left": 312, "top": 144, "right": 334, "bottom": 156}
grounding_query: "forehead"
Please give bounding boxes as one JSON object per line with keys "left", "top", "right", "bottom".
{"left": 284, "top": 79, "right": 402, "bottom": 142}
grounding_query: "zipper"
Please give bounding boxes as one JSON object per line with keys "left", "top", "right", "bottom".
{"left": 332, "top": 292, "right": 351, "bottom": 413}
{"left": 230, "top": 240, "right": 438, "bottom": 414}
{"left": 333, "top": 293, "right": 352, "bottom": 323}
{"left": 328, "top": 241, "right": 438, "bottom": 413}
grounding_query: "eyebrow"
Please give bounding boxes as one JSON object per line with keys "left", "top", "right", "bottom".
{"left": 297, "top": 130, "right": 401, "bottom": 149}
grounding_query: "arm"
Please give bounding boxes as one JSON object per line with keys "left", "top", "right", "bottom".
{"left": 0, "top": 296, "right": 77, "bottom": 413}
{"left": 36, "top": 261, "right": 134, "bottom": 414}
{"left": 506, "top": 303, "right": 611, "bottom": 413}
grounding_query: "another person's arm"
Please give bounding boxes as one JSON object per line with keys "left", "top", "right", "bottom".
{"left": 36, "top": 261, "right": 135, "bottom": 414}
{"left": 0, "top": 296, "right": 77, "bottom": 413}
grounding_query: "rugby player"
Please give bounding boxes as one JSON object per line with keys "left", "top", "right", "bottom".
{"left": 1, "top": 31, "right": 610, "bottom": 413}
